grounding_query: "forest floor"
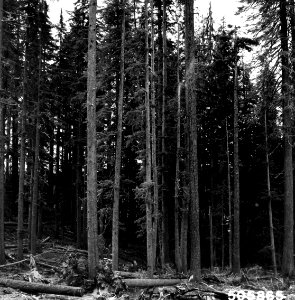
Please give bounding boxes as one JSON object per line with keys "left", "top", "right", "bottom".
{"left": 1, "top": 227, "right": 295, "bottom": 300}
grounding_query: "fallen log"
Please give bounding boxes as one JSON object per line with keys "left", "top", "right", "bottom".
{"left": 5, "top": 244, "right": 28, "bottom": 249}
{"left": 123, "top": 278, "right": 183, "bottom": 287}
{"left": 0, "top": 278, "right": 84, "bottom": 297}
{"left": 114, "top": 271, "right": 144, "bottom": 278}
{"left": 39, "top": 294, "right": 83, "bottom": 300}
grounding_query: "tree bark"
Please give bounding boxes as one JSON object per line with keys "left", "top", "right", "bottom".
{"left": 145, "top": 0, "right": 154, "bottom": 277}
{"left": 76, "top": 118, "right": 83, "bottom": 248}
{"left": 232, "top": 30, "right": 240, "bottom": 274}
{"left": 225, "top": 118, "right": 232, "bottom": 269}
{"left": 31, "top": 1, "right": 43, "bottom": 254}
{"left": 112, "top": 0, "right": 126, "bottom": 271}
{"left": 87, "top": 0, "right": 99, "bottom": 279}
{"left": 280, "top": 0, "right": 294, "bottom": 277}
{"left": 123, "top": 278, "right": 182, "bottom": 287}
{"left": 185, "top": 0, "right": 201, "bottom": 280}
{"left": 151, "top": 0, "right": 159, "bottom": 270}
{"left": 264, "top": 110, "right": 277, "bottom": 276}
{"left": 161, "top": 0, "right": 169, "bottom": 266}
{"left": 0, "top": 0, "right": 4, "bottom": 265}
{"left": 174, "top": 78, "right": 182, "bottom": 272}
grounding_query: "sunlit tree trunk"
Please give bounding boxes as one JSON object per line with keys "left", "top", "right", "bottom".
{"left": 174, "top": 19, "right": 182, "bottom": 271}
{"left": 112, "top": 0, "right": 126, "bottom": 271}
{"left": 185, "top": 0, "right": 201, "bottom": 280}
{"left": 87, "top": 0, "right": 99, "bottom": 279}
{"left": 280, "top": 0, "right": 294, "bottom": 277}
{"left": 232, "top": 31, "right": 240, "bottom": 274}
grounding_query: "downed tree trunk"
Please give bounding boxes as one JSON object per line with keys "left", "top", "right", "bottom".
{"left": 39, "top": 294, "right": 83, "bottom": 300}
{"left": 124, "top": 278, "right": 182, "bottom": 287}
{"left": 114, "top": 271, "right": 144, "bottom": 278}
{"left": 0, "top": 278, "right": 84, "bottom": 297}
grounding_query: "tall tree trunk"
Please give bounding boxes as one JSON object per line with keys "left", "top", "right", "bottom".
{"left": 161, "top": 0, "right": 169, "bottom": 266}
{"left": 87, "top": 0, "right": 99, "bottom": 279}
{"left": 76, "top": 119, "right": 83, "bottom": 248}
{"left": 180, "top": 198, "right": 188, "bottom": 273}
{"left": 112, "top": 0, "right": 125, "bottom": 271}
{"left": 225, "top": 118, "right": 232, "bottom": 269}
{"left": 185, "top": 0, "right": 201, "bottom": 280}
{"left": 280, "top": 0, "right": 294, "bottom": 277}
{"left": 209, "top": 205, "right": 214, "bottom": 270}
{"left": 30, "top": 2, "right": 43, "bottom": 253}
{"left": 17, "top": 96, "right": 26, "bottom": 260}
{"left": 145, "top": 0, "right": 154, "bottom": 277}
{"left": 232, "top": 31, "right": 240, "bottom": 274}
{"left": 0, "top": 0, "right": 4, "bottom": 265}
{"left": 151, "top": 0, "right": 159, "bottom": 270}
{"left": 264, "top": 110, "right": 277, "bottom": 276}
{"left": 174, "top": 21, "right": 182, "bottom": 270}
{"left": 30, "top": 55, "right": 41, "bottom": 255}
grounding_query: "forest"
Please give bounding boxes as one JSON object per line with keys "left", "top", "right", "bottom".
{"left": 0, "top": 0, "right": 295, "bottom": 289}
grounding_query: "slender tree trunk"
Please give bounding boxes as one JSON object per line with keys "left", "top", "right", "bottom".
{"left": 17, "top": 97, "right": 26, "bottom": 260}
{"left": 264, "top": 110, "right": 277, "bottom": 276}
{"left": 225, "top": 118, "right": 232, "bottom": 269}
{"left": 145, "top": 0, "right": 154, "bottom": 277}
{"left": 55, "top": 127, "right": 60, "bottom": 237}
{"left": 151, "top": 0, "right": 159, "bottom": 270}
{"left": 174, "top": 18, "right": 182, "bottom": 271}
{"left": 209, "top": 205, "right": 214, "bottom": 270}
{"left": 30, "top": 102, "right": 40, "bottom": 255}
{"left": 112, "top": 0, "right": 126, "bottom": 271}
{"left": 180, "top": 199, "right": 188, "bottom": 272}
{"left": 87, "top": 0, "right": 99, "bottom": 279}
{"left": 31, "top": 4, "right": 43, "bottom": 253}
{"left": 174, "top": 69, "right": 182, "bottom": 274}
{"left": 232, "top": 31, "right": 240, "bottom": 274}
{"left": 221, "top": 199, "right": 225, "bottom": 269}
{"left": 161, "top": 0, "right": 169, "bottom": 266}
{"left": 0, "top": 0, "right": 4, "bottom": 265}
{"left": 30, "top": 59, "right": 41, "bottom": 255}
{"left": 185, "top": 0, "right": 201, "bottom": 280}
{"left": 5, "top": 115, "right": 11, "bottom": 178}
{"left": 280, "top": 0, "right": 294, "bottom": 277}
{"left": 76, "top": 119, "right": 83, "bottom": 248}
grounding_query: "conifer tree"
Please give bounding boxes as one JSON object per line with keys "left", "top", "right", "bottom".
{"left": 0, "top": 0, "right": 4, "bottom": 265}
{"left": 185, "top": 0, "right": 201, "bottom": 280}
{"left": 112, "top": 0, "right": 126, "bottom": 271}
{"left": 87, "top": 0, "right": 99, "bottom": 279}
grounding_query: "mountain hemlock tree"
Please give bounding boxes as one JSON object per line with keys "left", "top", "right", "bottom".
{"left": 112, "top": 0, "right": 126, "bottom": 272}
{"left": 30, "top": 0, "right": 44, "bottom": 254}
{"left": 174, "top": 18, "right": 182, "bottom": 272}
{"left": 226, "top": 118, "right": 232, "bottom": 269}
{"left": 232, "top": 29, "right": 240, "bottom": 274}
{"left": 17, "top": 47, "right": 27, "bottom": 259}
{"left": 145, "top": 0, "right": 154, "bottom": 277}
{"left": 185, "top": 0, "right": 201, "bottom": 280}
{"left": 0, "top": 0, "right": 4, "bottom": 265}
{"left": 264, "top": 109, "right": 277, "bottom": 276}
{"left": 280, "top": 0, "right": 294, "bottom": 277}
{"left": 161, "top": 0, "right": 169, "bottom": 266}
{"left": 150, "top": 0, "right": 159, "bottom": 270}
{"left": 87, "top": 0, "right": 99, "bottom": 279}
